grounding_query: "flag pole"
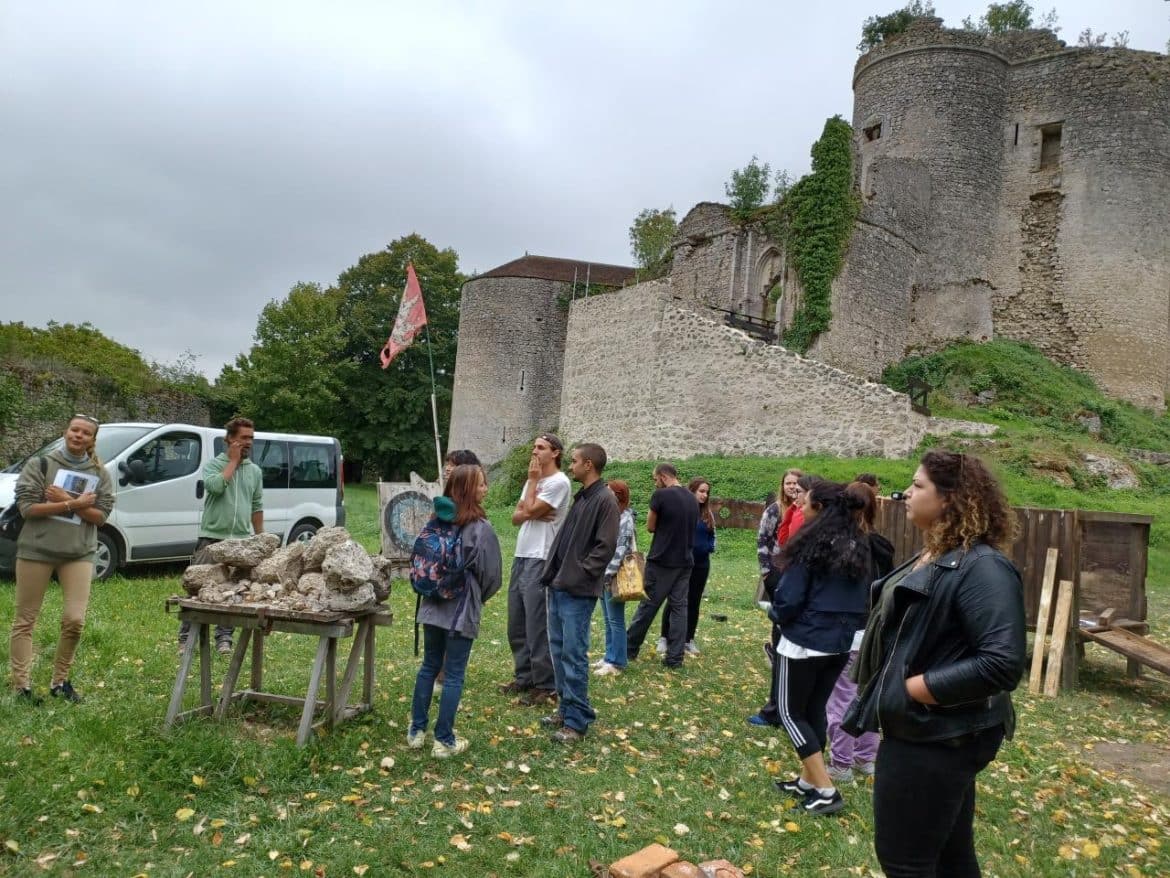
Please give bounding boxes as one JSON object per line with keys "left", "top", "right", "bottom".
{"left": 424, "top": 318, "right": 444, "bottom": 487}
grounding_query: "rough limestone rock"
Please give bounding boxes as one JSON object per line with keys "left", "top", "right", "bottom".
{"left": 302, "top": 527, "right": 350, "bottom": 571}
{"left": 322, "top": 541, "right": 374, "bottom": 592}
{"left": 206, "top": 533, "right": 280, "bottom": 568}
{"left": 1082, "top": 453, "right": 1140, "bottom": 490}
{"left": 197, "top": 582, "right": 246, "bottom": 604}
{"left": 318, "top": 581, "right": 376, "bottom": 613}
{"left": 699, "top": 861, "right": 746, "bottom": 878}
{"left": 253, "top": 542, "right": 305, "bottom": 588}
{"left": 296, "top": 572, "right": 326, "bottom": 595}
{"left": 182, "top": 564, "right": 230, "bottom": 595}
{"left": 369, "top": 555, "right": 394, "bottom": 603}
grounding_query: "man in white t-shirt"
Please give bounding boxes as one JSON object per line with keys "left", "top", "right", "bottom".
{"left": 499, "top": 432, "right": 571, "bottom": 706}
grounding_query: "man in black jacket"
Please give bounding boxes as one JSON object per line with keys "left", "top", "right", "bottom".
{"left": 541, "top": 443, "right": 619, "bottom": 744}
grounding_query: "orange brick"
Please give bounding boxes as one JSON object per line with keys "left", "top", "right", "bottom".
{"left": 610, "top": 844, "right": 680, "bottom": 878}
{"left": 698, "top": 860, "right": 746, "bottom": 878}
{"left": 662, "top": 861, "right": 704, "bottom": 878}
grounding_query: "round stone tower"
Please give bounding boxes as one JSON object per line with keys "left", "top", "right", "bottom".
{"left": 447, "top": 256, "right": 635, "bottom": 466}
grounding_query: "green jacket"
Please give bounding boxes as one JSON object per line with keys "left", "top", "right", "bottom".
{"left": 15, "top": 450, "right": 116, "bottom": 563}
{"left": 200, "top": 453, "right": 264, "bottom": 540}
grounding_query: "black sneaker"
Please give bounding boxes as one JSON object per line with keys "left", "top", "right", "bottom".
{"left": 774, "top": 777, "right": 812, "bottom": 796}
{"left": 802, "top": 789, "right": 845, "bottom": 816}
{"left": 16, "top": 688, "right": 43, "bottom": 706}
{"left": 50, "top": 681, "right": 83, "bottom": 704}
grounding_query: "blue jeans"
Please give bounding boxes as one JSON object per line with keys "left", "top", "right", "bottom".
{"left": 600, "top": 585, "right": 627, "bottom": 668}
{"left": 547, "top": 589, "right": 597, "bottom": 733}
{"left": 410, "top": 625, "right": 474, "bottom": 746}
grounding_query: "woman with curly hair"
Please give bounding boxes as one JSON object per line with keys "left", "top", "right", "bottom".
{"left": 844, "top": 451, "right": 1025, "bottom": 876}
{"left": 769, "top": 479, "right": 872, "bottom": 815}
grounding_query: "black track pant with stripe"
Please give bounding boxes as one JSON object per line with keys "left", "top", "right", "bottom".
{"left": 775, "top": 651, "right": 849, "bottom": 760}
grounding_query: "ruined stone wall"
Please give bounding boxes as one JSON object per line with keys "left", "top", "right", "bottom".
{"left": 0, "top": 363, "right": 210, "bottom": 462}
{"left": 989, "top": 48, "right": 1170, "bottom": 409}
{"left": 559, "top": 283, "right": 932, "bottom": 461}
{"left": 447, "top": 276, "right": 569, "bottom": 467}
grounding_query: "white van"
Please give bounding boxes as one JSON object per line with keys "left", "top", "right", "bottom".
{"left": 0, "top": 423, "right": 344, "bottom": 580}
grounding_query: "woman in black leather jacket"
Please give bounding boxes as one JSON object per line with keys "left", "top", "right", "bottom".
{"left": 846, "top": 451, "right": 1025, "bottom": 878}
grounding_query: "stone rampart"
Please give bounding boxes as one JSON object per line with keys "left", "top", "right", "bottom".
{"left": 559, "top": 283, "right": 937, "bottom": 460}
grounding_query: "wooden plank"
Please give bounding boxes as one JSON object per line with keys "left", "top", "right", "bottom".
{"left": 325, "top": 638, "right": 337, "bottom": 730}
{"left": 363, "top": 617, "right": 376, "bottom": 705}
{"left": 1043, "top": 580, "right": 1076, "bottom": 696}
{"left": 165, "top": 631, "right": 201, "bottom": 727}
{"left": 1076, "top": 510, "right": 1154, "bottom": 525}
{"left": 174, "top": 599, "right": 358, "bottom": 623}
{"left": 297, "top": 637, "right": 332, "bottom": 747}
{"left": 238, "top": 692, "right": 320, "bottom": 709}
{"left": 216, "top": 633, "right": 251, "bottom": 720}
{"left": 1080, "top": 628, "right": 1170, "bottom": 677}
{"left": 1028, "top": 548, "right": 1059, "bottom": 694}
{"left": 251, "top": 630, "right": 265, "bottom": 691}
{"left": 335, "top": 620, "right": 369, "bottom": 726}
{"left": 199, "top": 625, "right": 213, "bottom": 710}
{"left": 1062, "top": 513, "right": 1082, "bottom": 691}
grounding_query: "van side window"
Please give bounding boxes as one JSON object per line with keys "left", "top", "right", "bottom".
{"left": 290, "top": 442, "right": 336, "bottom": 488}
{"left": 126, "top": 433, "right": 202, "bottom": 484}
{"left": 252, "top": 439, "right": 289, "bottom": 490}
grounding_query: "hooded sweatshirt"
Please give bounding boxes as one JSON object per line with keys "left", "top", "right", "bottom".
{"left": 199, "top": 453, "right": 264, "bottom": 539}
{"left": 15, "top": 449, "right": 116, "bottom": 563}
{"left": 415, "top": 497, "right": 503, "bottom": 640}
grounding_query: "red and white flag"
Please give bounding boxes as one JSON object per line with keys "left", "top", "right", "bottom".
{"left": 380, "top": 263, "right": 428, "bottom": 369}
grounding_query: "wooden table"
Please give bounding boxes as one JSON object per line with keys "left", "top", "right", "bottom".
{"left": 164, "top": 598, "right": 392, "bottom": 747}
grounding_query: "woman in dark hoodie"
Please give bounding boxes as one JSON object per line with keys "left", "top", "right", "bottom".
{"left": 408, "top": 464, "right": 502, "bottom": 758}
{"left": 770, "top": 479, "right": 872, "bottom": 816}
{"left": 824, "top": 481, "right": 895, "bottom": 783}
{"left": 9, "top": 414, "right": 115, "bottom": 704}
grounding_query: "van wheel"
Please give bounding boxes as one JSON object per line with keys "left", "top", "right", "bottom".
{"left": 94, "top": 532, "right": 120, "bottom": 581}
{"left": 288, "top": 522, "right": 319, "bottom": 545}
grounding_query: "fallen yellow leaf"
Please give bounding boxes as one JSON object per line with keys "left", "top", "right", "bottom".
{"left": 175, "top": 807, "right": 195, "bottom": 822}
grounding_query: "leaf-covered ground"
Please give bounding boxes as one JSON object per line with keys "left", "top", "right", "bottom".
{"left": 1, "top": 485, "right": 1168, "bottom": 877}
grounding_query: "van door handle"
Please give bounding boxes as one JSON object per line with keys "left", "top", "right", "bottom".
{"left": 196, "top": 480, "right": 204, "bottom": 499}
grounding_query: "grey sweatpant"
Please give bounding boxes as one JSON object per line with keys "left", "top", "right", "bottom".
{"left": 506, "top": 556, "right": 554, "bottom": 690}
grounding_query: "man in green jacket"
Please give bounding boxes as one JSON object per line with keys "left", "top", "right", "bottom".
{"left": 178, "top": 417, "right": 265, "bottom": 654}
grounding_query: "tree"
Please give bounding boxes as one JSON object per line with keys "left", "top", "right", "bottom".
{"left": 961, "top": 1, "right": 1058, "bottom": 33}
{"left": 628, "top": 207, "right": 678, "bottom": 276}
{"left": 725, "top": 156, "right": 772, "bottom": 221}
{"left": 858, "top": 1, "right": 936, "bottom": 52}
{"left": 220, "top": 283, "right": 347, "bottom": 436}
{"left": 333, "top": 234, "right": 464, "bottom": 481}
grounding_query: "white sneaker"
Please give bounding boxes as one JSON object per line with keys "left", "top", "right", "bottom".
{"left": 593, "top": 662, "right": 622, "bottom": 677}
{"left": 854, "top": 760, "right": 876, "bottom": 777}
{"left": 684, "top": 640, "right": 700, "bottom": 656}
{"left": 407, "top": 730, "right": 425, "bottom": 749}
{"left": 827, "top": 764, "right": 854, "bottom": 783}
{"left": 432, "top": 736, "right": 470, "bottom": 759}
{"left": 655, "top": 637, "right": 667, "bottom": 655}
{"left": 591, "top": 658, "right": 607, "bottom": 669}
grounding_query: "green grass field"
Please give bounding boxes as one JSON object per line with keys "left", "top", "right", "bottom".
{"left": 1, "top": 479, "right": 1168, "bottom": 877}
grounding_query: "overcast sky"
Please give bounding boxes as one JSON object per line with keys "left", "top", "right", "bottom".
{"left": 2, "top": 1, "right": 1165, "bottom": 378}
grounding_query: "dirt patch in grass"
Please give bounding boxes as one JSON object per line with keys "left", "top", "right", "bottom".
{"left": 1086, "top": 741, "right": 1170, "bottom": 796}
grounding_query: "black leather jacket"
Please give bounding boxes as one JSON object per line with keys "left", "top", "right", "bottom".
{"left": 845, "top": 542, "right": 1026, "bottom": 744}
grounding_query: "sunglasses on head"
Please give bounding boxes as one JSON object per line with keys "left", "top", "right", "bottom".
{"left": 72, "top": 413, "right": 99, "bottom": 425}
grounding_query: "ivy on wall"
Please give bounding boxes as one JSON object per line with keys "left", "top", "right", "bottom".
{"left": 768, "top": 116, "right": 859, "bottom": 354}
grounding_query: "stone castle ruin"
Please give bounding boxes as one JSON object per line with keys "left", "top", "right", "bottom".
{"left": 450, "top": 21, "right": 1169, "bottom": 465}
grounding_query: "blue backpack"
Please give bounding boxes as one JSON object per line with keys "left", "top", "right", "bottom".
{"left": 409, "top": 518, "right": 467, "bottom": 600}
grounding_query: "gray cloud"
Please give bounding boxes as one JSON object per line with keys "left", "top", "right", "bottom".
{"left": 2, "top": 0, "right": 1163, "bottom": 376}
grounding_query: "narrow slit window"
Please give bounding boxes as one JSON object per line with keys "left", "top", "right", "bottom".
{"left": 1013, "top": 123, "right": 1019, "bottom": 146}
{"left": 519, "top": 369, "right": 525, "bottom": 392}
{"left": 1039, "top": 123, "right": 1062, "bottom": 169}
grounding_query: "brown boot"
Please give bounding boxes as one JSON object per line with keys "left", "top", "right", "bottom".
{"left": 519, "top": 688, "right": 557, "bottom": 707}
{"left": 497, "top": 680, "right": 529, "bottom": 696}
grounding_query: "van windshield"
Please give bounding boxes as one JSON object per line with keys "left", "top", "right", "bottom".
{"left": 2, "top": 426, "right": 154, "bottom": 473}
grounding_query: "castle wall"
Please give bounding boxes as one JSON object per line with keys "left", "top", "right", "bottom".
{"left": 447, "top": 276, "right": 569, "bottom": 466}
{"left": 989, "top": 49, "right": 1170, "bottom": 409}
{"left": 670, "top": 203, "right": 775, "bottom": 323}
{"left": 559, "top": 283, "right": 931, "bottom": 460}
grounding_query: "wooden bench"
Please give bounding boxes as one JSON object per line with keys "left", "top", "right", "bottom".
{"left": 164, "top": 598, "right": 392, "bottom": 747}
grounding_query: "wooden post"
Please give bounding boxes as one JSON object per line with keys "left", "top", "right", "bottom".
{"left": 1028, "top": 548, "right": 1059, "bottom": 695}
{"left": 1043, "top": 579, "right": 1076, "bottom": 696}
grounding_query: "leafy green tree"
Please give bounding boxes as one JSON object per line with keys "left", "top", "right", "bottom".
{"left": 858, "top": 1, "right": 936, "bottom": 52}
{"left": 628, "top": 207, "right": 678, "bottom": 277}
{"left": 962, "top": 1, "right": 1058, "bottom": 33}
{"left": 333, "top": 234, "right": 464, "bottom": 481}
{"left": 725, "top": 156, "right": 772, "bottom": 221}
{"left": 219, "top": 283, "right": 347, "bottom": 436}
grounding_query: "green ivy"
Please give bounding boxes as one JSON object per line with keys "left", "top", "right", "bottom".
{"left": 775, "top": 116, "right": 859, "bottom": 353}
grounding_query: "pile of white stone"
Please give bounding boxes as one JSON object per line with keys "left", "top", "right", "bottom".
{"left": 180, "top": 528, "right": 392, "bottom": 614}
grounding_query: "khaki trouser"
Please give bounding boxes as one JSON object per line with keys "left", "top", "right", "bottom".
{"left": 9, "top": 558, "right": 93, "bottom": 689}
